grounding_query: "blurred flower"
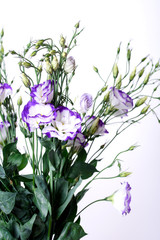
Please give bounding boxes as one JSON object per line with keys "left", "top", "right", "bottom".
{"left": 0, "top": 83, "right": 12, "bottom": 103}
{"left": 67, "top": 132, "right": 87, "bottom": 149}
{"left": 109, "top": 87, "right": 133, "bottom": 117}
{"left": 0, "top": 121, "right": 10, "bottom": 144}
{"left": 22, "top": 101, "right": 56, "bottom": 132}
{"left": 64, "top": 56, "right": 75, "bottom": 73}
{"left": 111, "top": 182, "right": 131, "bottom": 216}
{"left": 85, "top": 116, "right": 108, "bottom": 136}
{"left": 42, "top": 106, "right": 82, "bottom": 141}
{"left": 80, "top": 93, "right": 93, "bottom": 113}
{"left": 30, "top": 80, "right": 54, "bottom": 104}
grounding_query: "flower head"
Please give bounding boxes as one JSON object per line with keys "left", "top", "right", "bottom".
{"left": 0, "top": 121, "right": 10, "bottom": 144}
{"left": 42, "top": 106, "right": 82, "bottom": 141}
{"left": 67, "top": 132, "right": 88, "bottom": 149}
{"left": 30, "top": 80, "right": 54, "bottom": 104}
{"left": 0, "top": 83, "right": 12, "bottom": 103}
{"left": 80, "top": 93, "right": 93, "bottom": 113}
{"left": 22, "top": 101, "right": 56, "bottom": 132}
{"left": 64, "top": 56, "right": 75, "bottom": 73}
{"left": 85, "top": 116, "right": 108, "bottom": 136}
{"left": 110, "top": 182, "right": 131, "bottom": 216}
{"left": 109, "top": 87, "right": 133, "bottom": 117}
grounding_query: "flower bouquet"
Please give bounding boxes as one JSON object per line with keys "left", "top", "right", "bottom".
{"left": 0, "top": 23, "right": 159, "bottom": 240}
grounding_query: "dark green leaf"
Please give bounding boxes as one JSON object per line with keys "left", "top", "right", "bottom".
{"left": 38, "top": 136, "right": 54, "bottom": 149}
{"left": 76, "top": 149, "right": 87, "bottom": 162}
{"left": 8, "top": 152, "right": 28, "bottom": 171}
{"left": 20, "top": 214, "right": 37, "bottom": 240}
{"left": 0, "top": 191, "right": 16, "bottom": 214}
{"left": 3, "top": 142, "right": 18, "bottom": 166}
{"left": 54, "top": 178, "right": 68, "bottom": 206}
{"left": 0, "top": 165, "right": 6, "bottom": 179}
{"left": 76, "top": 189, "right": 89, "bottom": 203}
{"left": 35, "top": 175, "right": 50, "bottom": 201}
{"left": 49, "top": 149, "right": 60, "bottom": 169}
{"left": 57, "top": 222, "right": 87, "bottom": 240}
{"left": 0, "top": 227, "right": 15, "bottom": 240}
{"left": 43, "top": 150, "right": 49, "bottom": 176}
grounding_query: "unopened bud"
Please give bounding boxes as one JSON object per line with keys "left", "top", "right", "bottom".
{"left": 49, "top": 50, "right": 56, "bottom": 55}
{"left": 38, "top": 65, "right": 42, "bottom": 72}
{"left": 17, "top": 96, "right": 22, "bottom": 106}
{"left": 36, "top": 40, "right": 44, "bottom": 46}
{"left": 127, "top": 49, "right": 131, "bottom": 61}
{"left": 61, "top": 51, "right": 67, "bottom": 58}
{"left": 10, "top": 50, "right": 16, "bottom": 55}
{"left": 138, "top": 68, "right": 145, "bottom": 78}
{"left": 143, "top": 73, "right": 150, "bottom": 85}
{"left": 51, "top": 56, "right": 59, "bottom": 71}
{"left": 135, "top": 96, "right": 147, "bottom": 107}
{"left": 22, "top": 62, "right": 32, "bottom": 68}
{"left": 1, "top": 29, "right": 4, "bottom": 38}
{"left": 46, "top": 60, "right": 53, "bottom": 74}
{"left": 101, "top": 86, "right": 108, "bottom": 92}
{"left": 116, "top": 75, "right": 122, "bottom": 89}
{"left": 89, "top": 117, "right": 100, "bottom": 135}
{"left": 141, "top": 105, "right": 150, "bottom": 114}
{"left": 119, "top": 172, "right": 132, "bottom": 177}
{"left": 113, "top": 63, "right": 119, "bottom": 79}
{"left": 129, "top": 67, "right": 136, "bottom": 81}
{"left": 59, "top": 35, "right": 65, "bottom": 47}
{"left": 21, "top": 73, "right": 31, "bottom": 88}
{"left": 93, "top": 66, "right": 98, "bottom": 73}
{"left": 75, "top": 21, "right": 80, "bottom": 28}
{"left": 128, "top": 145, "right": 137, "bottom": 151}
{"left": 31, "top": 51, "right": 37, "bottom": 57}
{"left": 155, "top": 61, "right": 159, "bottom": 69}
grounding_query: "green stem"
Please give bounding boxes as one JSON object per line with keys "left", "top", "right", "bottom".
{"left": 32, "top": 132, "right": 35, "bottom": 188}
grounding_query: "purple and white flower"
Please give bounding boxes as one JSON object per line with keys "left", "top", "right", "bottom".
{"left": 0, "top": 121, "right": 10, "bottom": 144}
{"left": 0, "top": 83, "right": 12, "bottom": 103}
{"left": 64, "top": 56, "right": 75, "bottom": 73}
{"left": 85, "top": 116, "right": 108, "bottom": 136}
{"left": 42, "top": 106, "right": 82, "bottom": 141}
{"left": 30, "top": 80, "right": 54, "bottom": 104}
{"left": 67, "top": 132, "right": 87, "bottom": 149}
{"left": 109, "top": 87, "right": 133, "bottom": 117}
{"left": 22, "top": 101, "right": 56, "bottom": 132}
{"left": 80, "top": 93, "right": 93, "bottom": 113}
{"left": 112, "top": 182, "right": 131, "bottom": 216}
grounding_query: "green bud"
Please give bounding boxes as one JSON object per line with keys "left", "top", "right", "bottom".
{"left": 17, "top": 96, "right": 22, "bottom": 106}
{"left": 22, "top": 62, "right": 32, "bottom": 68}
{"left": 128, "top": 145, "right": 137, "bottom": 151}
{"left": 38, "top": 65, "right": 42, "bottom": 72}
{"left": 1, "top": 29, "right": 4, "bottom": 38}
{"left": 135, "top": 96, "right": 147, "bottom": 107}
{"left": 113, "top": 63, "right": 119, "bottom": 79}
{"left": 138, "top": 68, "right": 145, "bottom": 78}
{"left": 10, "top": 50, "right": 16, "bottom": 55}
{"left": 143, "top": 73, "right": 150, "bottom": 85}
{"left": 155, "top": 61, "right": 159, "bottom": 69}
{"left": 75, "top": 21, "right": 80, "bottom": 28}
{"left": 1, "top": 44, "right": 4, "bottom": 54}
{"left": 36, "top": 40, "right": 44, "bottom": 46}
{"left": 51, "top": 56, "right": 59, "bottom": 71}
{"left": 116, "top": 74, "right": 122, "bottom": 89}
{"left": 127, "top": 49, "right": 131, "bottom": 61}
{"left": 46, "top": 60, "right": 53, "bottom": 75}
{"left": 117, "top": 42, "right": 121, "bottom": 54}
{"left": 104, "top": 92, "right": 110, "bottom": 102}
{"left": 21, "top": 73, "right": 31, "bottom": 88}
{"left": 129, "top": 67, "right": 136, "bottom": 81}
{"left": 89, "top": 117, "right": 100, "bottom": 135}
{"left": 93, "top": 66, "right": 98, "bottom": 73}
{"left": 119, "top": 172, "right": 132, "bottom": 177}
{"left": 59, "top": 35, "right": 65, "bottom": 47}
{"left": 101, "top": 86, "right": 108, "bottom": 92}
{"left": 61, "top": 51, "right": 67, "bottom": 58}
{"left": 141, "top": 55, "right": 149, "bottom": 62}
{"left": 141, "top": 105, "right": 150, "bottom": 114}
{"left": 49, "top": 50, "right": 56, "bottom": 55}
{"left": 31, "top": 51, "right": 37, "bottom": 57}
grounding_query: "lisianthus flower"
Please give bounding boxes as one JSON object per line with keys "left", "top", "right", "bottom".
{"left": 109, "top": 87, "right": 133, "bottom": 117}
{"left": 42, "top": 106, "right": 82, "bottom": 141}
{"left": 80, "top": 93, "right": 93, "bottom": 113}
{"left": 64, "top": 56, "right": 75, "bottom": 73}
{"left": 0, "top": 121, "right": 10, "bottom": 144}
{"left": 67, "top": 132, "right": 88, "bottom": 149}
{"left": 22, "top": 101, "right": 56, "bottom": 132}
{"left": 108, "top": 182, "right": 131, "bottom": 216}
{"left": 0, "top": 83, "right": 12, "bottom": 103}
{"left": 85, "top": 116, "right": 108, "bottom": 136}
{"left": 30, "top": 80, "right": 53, "bottom": 103}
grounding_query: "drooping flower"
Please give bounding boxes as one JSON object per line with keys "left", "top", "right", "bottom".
{"left": 42, "top": 106, "right": 82, "bottom": 141}
{"left": 0, "top": 83, "right": 12, "bottom": 103}
{"left": 80, "top": 93, "right": 93, "bottom": 113}
{"left": 30, "top": 80, "right": 54, "bottom": 104}
{"left": 67, "top": 132, "right": 88, "bottom": 149}
{"left": 85, "top": 116, "right": 108, "bottom": 136}
{"left": 109, "top": 87, "right": 133, "bottom": 117}
{"left": 64, "top": 56, "right": 75, "bottom": 73}
{"left": 0, "top": 121, "right": 10, "bottom": 144}
{"left": 108, "top": 182, "right": 131, "bottom": 216}
{"left": 22, "top": 101, "right": 56, "bottom": 132}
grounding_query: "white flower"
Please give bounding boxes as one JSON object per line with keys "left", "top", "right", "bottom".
{"left": 0, "top": 83, "right": 12, "bottom": 103}
{"left": 64, "top": 56, "right": 75, "bottom": 73}
{"left": 80, "top": 93, "right": 93, "bottom": 113}
{"left": 0, "top": 121, "right": 10, "bottom": 144}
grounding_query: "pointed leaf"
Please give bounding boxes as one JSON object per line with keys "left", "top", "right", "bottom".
{"left": 0, "top": 191, "right": 16, "bottom": 214}
{"left": 20, "top": 214, "right": 37, "bottom": 240}
{"left": 0, "top": 165, "right": 6, "bottom": 179}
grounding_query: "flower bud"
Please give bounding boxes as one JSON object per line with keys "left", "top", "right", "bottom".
{"left": 128, "top": 145, "right": 137, "bottom": 151}
{"left": 135, "top": 96, "right": 147, "bottom": 107}
{"left": 21, "top": 73, "right": 31, "bottom": 88}
{"left": 89, "top": 117, "right": 100, "bottom": 135}
{"left": 103, "top": 92, "right": 110, "bottom": 102}
{"left": 64, "top": 56, "right": 75, "bottom": 73}
{"left": 129, "top": 67, "right": 136, "bottom": 81}
{"left": 143, "top": 73, "right": 150, "bottom": 85}
{"left": 141, "top": 105, "right": 150, "bottom": 114}
{"left": 75, "top": 21, "right": 80, "bottom": 28}
{"left": 17, "top": 96, "right": 22, "bottom": 106}
{"left": 31, "top": 51, "right": 37, "bottom": 57}
{"left": 49, "top": 50, "right": 56, "bottom": 55}
{"left": 36, "top": 40, "right": 44, "bottom": 46}
{"left": 1, "top": 29, "right": 4, "bottom": 38}
{"left": 101, "top": 86, "right": 108, "bottom": 92}
{"left": 119, "top": 172, "right": 132, "bottom": 177}
{"left": 61, "top": 51, "right": 67, "bottom": 58}
{"left": 113, "top": 63, "right": 119, "bottom": 79}
{"left": 116, "top": 75, "right": 122, "bottom": 89}
{"left": 155, "top": 61, "right": 159, "bottom": 69}
{"left": 127, "top": 49, "right": 131, "bottom": 61}
{"left": 10, "top": 50, "right": 16, "bottom": 55}
{"left": 138, "top": 68, "right": 145, "bottom": 78}
{"left": 38, "top": 65, "right": 42, "bottom": 72}
{"left": 45, "top": 60, "right": 53, "bottom": 74}
{"left": 93, "top": 66, "right": 98, "bottom": 73}
{"left": 22, "top": 62, "right": 32, "bottom": 68}
{"left": 51, "top": 56, "right": 59, "bottom": 71}
{"left": 59, "top": 35, "right": 65, "bottom": 47}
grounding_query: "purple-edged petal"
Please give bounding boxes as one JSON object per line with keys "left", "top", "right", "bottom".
{"left": 85, "top": 115, "right": 108, "bottom": 136}
{"left": 0, "top": 121, "right": 10, "bottom": 143}
{"left": 42, "top": 106, "right": 82, "bottom": 141}
{"left": 0, "top": 83, "right": 12, "bottom": 103}
{"left": 80, "top": 93, "right": 93, "bottom": 113}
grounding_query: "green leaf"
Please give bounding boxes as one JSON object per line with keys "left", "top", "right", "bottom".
{"left": 43, "top": 150, "right": 49, "bottom": 176}
{"left": 49, "top": 149, "right": 60, "bottom": 169}
{"left": 20, "top": 214, "right": 37, "bottom": 240}
{"left": 76, "top": 149, "right": 87, "bottom": 162}
{"left": 54, "top": 178, "right": 68, "bottom": 206}
{"left": 56, "top": 178, "right": 82, "bottom": 219}
{"left": 38, "top": 136, "right": 54, "bottom": 149}
{"left": 3, "top": 142, "right": 18, "bottom": 166}
{"left": 57, "top": 222, "right": 87, "bottom": 240}
{"left": 0, "top": 165, "right": 6, "bottom": 179}
{"left": 0, "top": 191, "right": 16, "bottom": 214}
{"left": 0, "top": 227, "right": 15, "bottom": 240}
{"left": 35, "top": 175, "right": 50, "bottom": 201}
{"left": 76, "top": 189, "right": 89, "bottom": 203}
{"left": 8, "top": 152, "right": 28, "bottom": 171}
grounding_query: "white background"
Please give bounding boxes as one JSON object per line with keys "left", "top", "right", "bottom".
{"left": 0, "top": 0, "right": 160, "bottom": 239}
